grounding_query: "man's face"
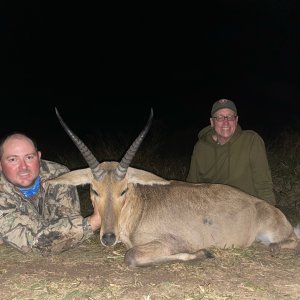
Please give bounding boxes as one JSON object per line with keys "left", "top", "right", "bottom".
{"left": 0, "top": 135, "right": 41, "bottom": 187}
{"left": 210, "top": 108, "right": 238, "bottom": 144}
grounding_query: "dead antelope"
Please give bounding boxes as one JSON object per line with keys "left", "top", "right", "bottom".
{"left": 48, "top": 108, "right": 300, "bottom": 267}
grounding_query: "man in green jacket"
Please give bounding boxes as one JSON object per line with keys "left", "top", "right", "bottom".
{"left": 0, "top": 132, "right": 101, "bottom": 254}
{"left": 186, "top": 99, "right": 276, "bottom": 205}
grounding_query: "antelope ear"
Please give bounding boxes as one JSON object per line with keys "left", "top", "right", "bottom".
{"left": 46, "top": 168, "right": 93, "bottom": 186}
{"left": 127, "top": 167, "right": 169, "bottom": 186}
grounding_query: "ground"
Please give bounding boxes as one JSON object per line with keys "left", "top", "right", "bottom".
{"left": 1, "top": 235, "right": 300, "bottom": 300}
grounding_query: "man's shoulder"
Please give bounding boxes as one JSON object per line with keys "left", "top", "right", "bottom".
{"left": 198, "top": 125, "right": 212, "bottom": 139}
{"left": 239, "top": 130, "right": 265, "bottom": 145}
{"left": 241, "top": 129, "right": 262, "bottom": 139}
{"left": 40, "top": 160, "right": 70, "bottom": 180}
{"left": 41, "top": 159, "right": 69, "bottom": 171}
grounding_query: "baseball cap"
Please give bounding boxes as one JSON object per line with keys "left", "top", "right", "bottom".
{"left": 211, "top": 99, "right": 237, "bottom": 116}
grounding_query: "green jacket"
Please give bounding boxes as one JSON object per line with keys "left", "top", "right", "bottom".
{"left": 186, "top": 125, "right": 276, "bottom": 205}
{"left": 0, "top": 160, "right": 94, "bottom": 255}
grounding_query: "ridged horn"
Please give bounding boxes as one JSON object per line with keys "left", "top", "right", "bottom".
{"left": 55, "top": 108, "right": 104, "bottom": 180}
{"left": 114, "top": 108, "right": 153, "bottom": 181}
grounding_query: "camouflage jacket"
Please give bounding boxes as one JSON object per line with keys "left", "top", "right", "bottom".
{"left": 0, "top": 160, "right": 94, "bottom": 255}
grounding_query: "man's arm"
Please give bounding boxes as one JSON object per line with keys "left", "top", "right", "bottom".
{"left": 250, "top": 135, "right": 276, "bottom": 205}
{"left": 0, "top": 184, "right": 100, "bottom": 255}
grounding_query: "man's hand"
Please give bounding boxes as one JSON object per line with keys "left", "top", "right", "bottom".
{"left": 89, "top": 206, "right": 101, "bottom": 232}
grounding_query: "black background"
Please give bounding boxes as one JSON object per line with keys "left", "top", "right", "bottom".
{"left": 2, "top": 2, "right": 300, "bottom": 143}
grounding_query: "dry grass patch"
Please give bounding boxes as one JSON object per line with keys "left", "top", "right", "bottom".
{"left": 1, "top": 237, "right": 300, "bottom": 299}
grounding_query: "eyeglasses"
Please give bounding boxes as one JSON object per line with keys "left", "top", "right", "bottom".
{"left": 212, "top": 115, "right": 237, "bottom": 122}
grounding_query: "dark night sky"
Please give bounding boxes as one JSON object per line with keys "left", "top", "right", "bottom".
{"left": 2, "top": 2, "right": 300, "bottom": 146}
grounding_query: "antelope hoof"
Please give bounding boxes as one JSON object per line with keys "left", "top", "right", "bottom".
{"left": 269, "top": 242, "right": 280, "bottom": 256}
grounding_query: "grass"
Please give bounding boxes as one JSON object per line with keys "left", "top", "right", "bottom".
{"left": 1, "top": 236, "right": 300, "bottom": 300}
{"left": 267, "top": 129, "right": 300, "bottom": 209}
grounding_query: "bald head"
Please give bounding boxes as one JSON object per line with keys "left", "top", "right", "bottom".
{"left": 0, "top": 133, "right": 37, "bottom": 159}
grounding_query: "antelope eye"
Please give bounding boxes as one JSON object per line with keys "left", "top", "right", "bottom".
{"left": 121, "top": 188, "right": 128, "bottom": 196}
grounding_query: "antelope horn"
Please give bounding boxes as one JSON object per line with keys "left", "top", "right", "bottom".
{"left": 55, "top": 108, "right": 104, "bottom": 180}
{"left": 114, "top": 108, "right": 153, "bottom": 181}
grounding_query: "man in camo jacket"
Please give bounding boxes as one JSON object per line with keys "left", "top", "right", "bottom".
{"left": 0, "top": 132, "right": 101, "bottom": 255}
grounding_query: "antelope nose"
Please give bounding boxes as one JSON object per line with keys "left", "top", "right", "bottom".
{"left": 102, "top": 232, "right": 116, "bottom": 246}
